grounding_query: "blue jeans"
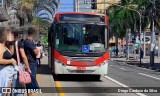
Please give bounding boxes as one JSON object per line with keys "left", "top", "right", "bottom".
{"left": 12, "top": 78, "right": 25, "bottom": 96}
{"left": 26, "top": 63, "right": 39, "bottom": 89}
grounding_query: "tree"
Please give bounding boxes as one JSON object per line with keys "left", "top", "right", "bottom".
{"left": 106, "top": 0, "right": 137, "bottom": 59}
{"left": 134, "top": 0, "right": 160, "bottom": 57}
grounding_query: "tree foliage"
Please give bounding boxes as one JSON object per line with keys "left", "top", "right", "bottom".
{"left": 107, "top": 0, "right": 138, "bottom": 38}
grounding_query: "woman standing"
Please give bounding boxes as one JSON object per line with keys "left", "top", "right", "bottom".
{"left": 0, "top": 27, "right": 17, "bottom": 96}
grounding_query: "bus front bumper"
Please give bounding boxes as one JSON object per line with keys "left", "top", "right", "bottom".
{"left": 54, "top": 60, "right": 108, "bottom": 75}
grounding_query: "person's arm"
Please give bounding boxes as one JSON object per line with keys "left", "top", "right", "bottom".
{"left": 34, "top": 48, "right": 39, "bottom": 56}
{"left": 27, "top": 40, "right": 39, "bottom": 56}
{"left": 19, "top": 48, "right": 31, "bottom": 73}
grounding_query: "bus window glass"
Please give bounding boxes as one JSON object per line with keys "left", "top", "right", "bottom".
{"left": 83, "top": 25, "right": 105, "bottom": 52}
{"left": 55, "top": 23, "right": 107, "bottom": 53}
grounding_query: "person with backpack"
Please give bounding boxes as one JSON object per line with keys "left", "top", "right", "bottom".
{"left": 24, "top": 27, "right": 39, "bottom": 96}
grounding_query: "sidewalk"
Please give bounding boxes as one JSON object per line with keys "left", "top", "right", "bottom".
{"left": 110, "top": 56, "right": 160, "bottom": 63}
{"left": 36, "top": 56, "right": 57, "bottom": 96}
{"left": 110, "top": 55, "right": 160, "bottom": 70}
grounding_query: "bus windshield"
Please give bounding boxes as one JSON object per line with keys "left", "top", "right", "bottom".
{"left": 55, "top": 23, "right": 107, "bottom": 53}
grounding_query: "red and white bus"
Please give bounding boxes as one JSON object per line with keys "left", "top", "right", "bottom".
{"left": 48, "top": 12, "right": 109, "bottom": 80}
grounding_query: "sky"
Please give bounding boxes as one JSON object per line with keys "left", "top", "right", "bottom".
{"left": 57, "top": 0, "right": 74, "bottom": 12}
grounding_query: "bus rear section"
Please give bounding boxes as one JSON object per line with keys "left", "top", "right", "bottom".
{"left": 48, "top": 12, "right": 109, "bottom": 80}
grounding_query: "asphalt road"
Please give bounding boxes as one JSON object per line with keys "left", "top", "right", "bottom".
{"left": 54, "top": 74, "right": 138, "bottom": 96}
{"left": 53, "top": 61, "right": 160, "bottom": 96}
{"left": 39, "top": 56, "right": 160, "bottom": 96}
{"left": 108, "top": 61, "right": 160, "bottom": 96}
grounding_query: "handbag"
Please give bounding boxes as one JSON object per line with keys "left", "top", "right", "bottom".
{"left": 15, "top": 41, "right": 31, "bottom": 85}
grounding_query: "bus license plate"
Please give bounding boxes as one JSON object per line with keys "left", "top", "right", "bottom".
{"left": 76, "top": 67, "right": 86, "bottom": 71}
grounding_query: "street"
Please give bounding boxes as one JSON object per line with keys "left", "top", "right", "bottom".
{"left": 108, "top": 61, "right": 160, "bottom": 96}
{"left": 37, "top": 56, "right": 160, "bottom": 96}
{"left": 1, "top": 0, "right": 160, "bottom": 96}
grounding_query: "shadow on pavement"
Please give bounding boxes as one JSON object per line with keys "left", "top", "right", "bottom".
{"left": 37, "top": 64, "right": 52, "bottom": 75}
{"left": 126, "top": 62, "right": 160, "bottom": 71}
{"left": 53, "top": 74, "right": 102, "bottom": 82}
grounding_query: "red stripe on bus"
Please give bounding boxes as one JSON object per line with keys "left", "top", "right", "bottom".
{"left": 54, "top": 49, "right": 109, "bottom": 66}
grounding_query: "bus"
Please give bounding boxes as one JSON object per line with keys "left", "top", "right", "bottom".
{"left": 48, "top": 12, "right": 109, "bottom": 80}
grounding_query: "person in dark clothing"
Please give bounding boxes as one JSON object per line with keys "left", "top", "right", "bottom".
{"left": 135, "top": 48, "right": 139, "bottom": 59}
{"left": 12, "top": 32, "right": 31, "bottom": 96}
{"left": 13, "top": 32, "right": 31, "bottom": 72}
{"left": 24, "top": 27, "right": 39, "bottom": 96}
{"left": 20, "top": 39, "right": 24, "bottom": 43}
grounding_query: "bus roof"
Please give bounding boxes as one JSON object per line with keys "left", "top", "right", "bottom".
{"left": 55, "top": 12, "right": 107, "bottom": 16}
{"left": 54, "top": 12, "right": 108, "bottom": 25}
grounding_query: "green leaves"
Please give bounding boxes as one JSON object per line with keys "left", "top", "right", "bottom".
{"left": 106, "top": 0, "right": 160, "bottom": 38}
{"left": 107, "top": 0, "right": 137, "bottom": 38}
{"left": 31, "top": 17, "right": 50, "bottom": 34}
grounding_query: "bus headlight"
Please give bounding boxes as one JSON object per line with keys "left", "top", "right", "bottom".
{"left": 54, "top": 59, "right": 66, "bottom": 66}
{"left": 99, "top": 60, "right": 108, "bottom": 66}
{"left": 55, "top": 59, "right": 62, "bottom": 63}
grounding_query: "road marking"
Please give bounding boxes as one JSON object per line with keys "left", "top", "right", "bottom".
{"left": 139, "top": 73, "right": 160, "bottom": 81}
{"left": 110, "top": 65, "right": 126, "bottom": 71}
{"left": 55, "top": 81, "right": 65, "bottom": 96}
{"left": 104, "top": 76, "right": 147, "bottom": 96}
{"left": 120, "top": 68, "right": 126, "bottom": 71}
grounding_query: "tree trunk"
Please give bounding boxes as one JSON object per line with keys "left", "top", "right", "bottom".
{"left": 123, "top": 37, "right": 125, "bottom": 55}
{"left": 126, "top": 28, "right": 129, "bottom": 60}
{"left": 158, "top": 31, "right": 160, "bottom": 57}
{"left": 143, "top": 30, "right": 146, "bottom": 58}
{"left": 115, "top": 34, "right": 119, "bottom": 57}
{"left": 157, "top": 22, "right": 160, "bottom": 57}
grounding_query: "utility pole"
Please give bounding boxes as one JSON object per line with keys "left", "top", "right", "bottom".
{"left": 104, "top": 0, "right": 106, "bottom": 14}
{"left": 1, "top": 0, "right": 4, "bottom": 7}
{"left": 77, "top": 0, "right": 79, "bottom": 12}
{"left": 126, "top": 28, "right": 130, "bottom": 60}
{"left": 74, "top": 0, "right": 79, "bottom": 12}
{"left": 139, "top": 11, "right": 142, "bottom": 66}
{"left": 143, "top": 30, "right": 146, "bottom": 57}
{"left": 150, "top": 0, "right": 156, "bottom": 68}
{"left": 128, "top": 9, "right": 142, "bottom": 66}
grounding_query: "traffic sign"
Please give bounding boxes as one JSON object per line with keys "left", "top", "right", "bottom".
{"left": 82, "top": 45, "right": 89, "bottom": 52}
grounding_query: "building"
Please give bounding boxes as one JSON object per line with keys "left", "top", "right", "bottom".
{"left": 74, "top": 0, "right": 120, "bottom": 13}
{"left": 74, "top": 0, "right": 92, "bottom": 12}
{"left": 92, "top": 0, "right": 120, "bottom": 13}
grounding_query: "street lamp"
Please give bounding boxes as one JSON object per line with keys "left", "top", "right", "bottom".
{"left": 110, "top": 4, "right": 142, "bottom": 65}
{"left": 128, "top": 9, "right": 142, "bottom": 66}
